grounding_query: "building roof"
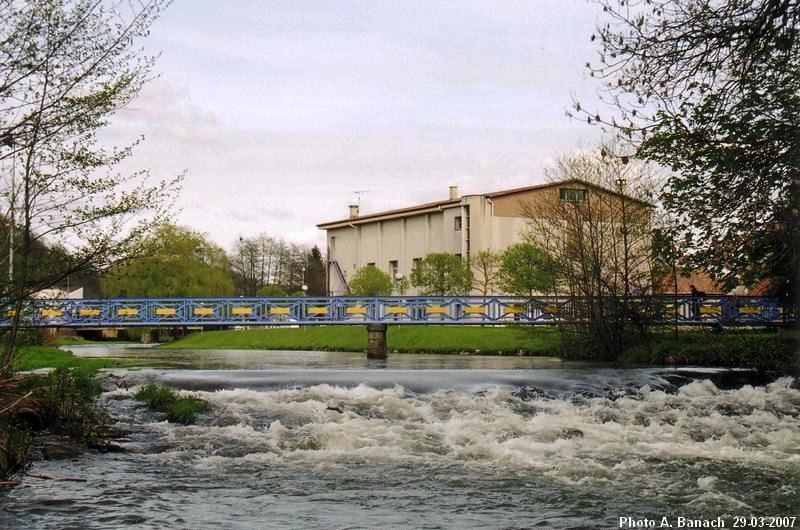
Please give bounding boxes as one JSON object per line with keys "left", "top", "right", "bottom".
{"left": 317, "top": 178, "right": 653, "bottom": 229}
{"left": 317, "top": 198, "right": 461, "bottom": 228}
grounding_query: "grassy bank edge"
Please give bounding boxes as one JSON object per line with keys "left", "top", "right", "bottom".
{"left": 13, "top": 345, "right": 139, "bottom": 372}
{"left": 163, "top": 325, "right": 564, "bottom": 356}
{"left": 163, "top": 325, "right": 796, "bottom": 369}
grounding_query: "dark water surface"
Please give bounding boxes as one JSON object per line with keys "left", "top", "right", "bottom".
{"left": 1, "top": 345, "right": 798, "bottom": 530}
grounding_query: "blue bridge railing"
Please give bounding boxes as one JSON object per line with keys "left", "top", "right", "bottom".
{"left": 0, "top": 295, "right": 788, "bottom": 328}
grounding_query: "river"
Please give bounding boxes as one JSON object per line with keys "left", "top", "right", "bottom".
{"left": 2, "top": 345, "right": 799, "bottom": 529}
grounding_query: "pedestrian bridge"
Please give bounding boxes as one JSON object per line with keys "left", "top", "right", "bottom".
{"left": 1, "top": 295, "right": 787, "bottom": 328}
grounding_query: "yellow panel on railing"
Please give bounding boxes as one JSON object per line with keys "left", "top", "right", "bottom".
{"left": 118, "top": 308, "right": 138, "bottom": 316}
{"left": 79, "top": 309, "right": 101, "bottom": 317}
{"left": 269, "top": 307, "right": 291, "bottom": 315}
{"left": 308, "top": 307, "right": 328, "bottom": 315}
{"left": 41, "top": 309, "right": 62, "bottom": 317}
{"left": 194, "top": 308, "right": 214, "bottom": 316}
{"left": 738, "top": 306, "right": 761, "bottom": 315}
{"left": 346, "top": 306, "right": 366, "bottom": 315}
{"left": 544, "top": 305, "right": 560, "bottom": 314}
{"left": 463, "top": 306, "right": 485, "bottom": 314}
{"left": 5, "top": 310, "right": 17, "bottom": 317}
{"left": 504, "top": 306, "right": 525, "bottom": 314}
{"left": 232, "top": 307, "right": 252, "bottom": 316}
{"left": 699, "top": 306, "right": 721, "bottom": 315}
{"left": 155, "top": 308, "right": 177, "bottom": 316}
{"left": 386, "top": 307, "right": 407, "bottom": 315}
{"left": 425, "top": 306, "right": 447, "bottom": 314}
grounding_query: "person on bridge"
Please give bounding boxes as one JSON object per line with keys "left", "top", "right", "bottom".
{"left": 689, "top": 284, "right": 706, "bottom": 320}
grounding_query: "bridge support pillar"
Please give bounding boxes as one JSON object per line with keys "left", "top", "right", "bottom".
{"left": 140, "top": 329, "right": 159, "bottom": 344}
{"left": 366, "top": 324, "right": 388, "bottom": 359}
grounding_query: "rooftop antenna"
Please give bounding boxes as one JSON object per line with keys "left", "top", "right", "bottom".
{"left": 352, "top": 190, "right": 370, "bottom": 205}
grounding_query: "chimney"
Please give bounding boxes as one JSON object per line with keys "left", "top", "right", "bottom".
{"left": 349, "top": 204, "right": 359, "bottom": 219}
{"left": 449, "top": 185, "right": 458, "bottom": 200}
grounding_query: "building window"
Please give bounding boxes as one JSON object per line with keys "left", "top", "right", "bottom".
{"left": 389, "top": 260, "right": 399, "bottom": 277}
{"left": 412, "top": 258, "right": 421, "bottom": 270}
{"left": 454, "top": 216, "right": 462, "bottom": 230}
{"left": 366, "top": 262, "right": 375, "bottom": 267}
{"left": 559, "top": 188, "right": 588, "bottom": 203}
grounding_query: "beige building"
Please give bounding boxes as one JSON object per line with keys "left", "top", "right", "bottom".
{"left": 317, "top": 179, "right": 647, "bottom": 296}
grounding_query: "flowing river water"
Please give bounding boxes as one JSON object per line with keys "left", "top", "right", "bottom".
{"left": 2, "top": 345, "right": 799, "bottom": 530}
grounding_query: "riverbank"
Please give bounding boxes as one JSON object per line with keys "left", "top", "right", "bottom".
{"left": 1, "top": 344, "right": 142, "bottom": 479}
{"left": 163, "top": 325, "right": 796, "bottom": 369}
{"left": 163, "top": 325, "right": 563, "bottom": 355}
{"left": 13, "top": 345, "right": 137, "bottom": 371}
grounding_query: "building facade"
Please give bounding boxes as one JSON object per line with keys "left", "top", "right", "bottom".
{"left": 317, "top": 179, "right": 646, "bottom": 296}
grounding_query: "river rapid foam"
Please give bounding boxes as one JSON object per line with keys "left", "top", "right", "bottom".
{"left": 3, "top": 368, "right": 799, "bottom": 530}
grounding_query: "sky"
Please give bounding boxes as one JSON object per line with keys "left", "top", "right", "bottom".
{"left": 102, "top": 0, "right": 605, "bottom": 250}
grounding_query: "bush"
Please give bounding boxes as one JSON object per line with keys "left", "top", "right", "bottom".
{"left": 410, "top": 253, "right": 472, "bottom": 296}
{"left": 349, "top": 265, "right": 393, "bottom": 296}
{"left": 17, "top": 367, "right": 107, "bottom": 440}
{"left": 134, "top": 383, "right": 209, "bottom": 424}
{"left": 258, "top": 284, "right": 286, "bottom": 297}
{"left": 166, "top": 398, "right": 209, "bottom": 424}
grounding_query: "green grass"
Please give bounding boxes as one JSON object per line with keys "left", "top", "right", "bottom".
{"left": 12, "top": 345, "right": 136, "bottom": 371}
{"left": 163, "top": 325, "right": 564, "bottom": 356}
{"left": 133, "top": 383, "right": 209, "bottom": 424}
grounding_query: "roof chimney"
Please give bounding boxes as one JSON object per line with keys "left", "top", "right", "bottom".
{"left": 349, "top": 204, "right": 359, "bottom": 219}
{"left": 449, "top": 185, "right": 458, "bottom": 200}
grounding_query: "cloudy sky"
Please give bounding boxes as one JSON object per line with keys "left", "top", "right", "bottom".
{"left": 103, "top": 0, "right": 605, "bottom": 250}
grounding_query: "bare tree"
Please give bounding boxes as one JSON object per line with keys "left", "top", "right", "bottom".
{"left": 520, "top": 141, "right": 661, "bottom": 359}
{"left": 471, "top": 250, "right": 501, "bottom": 295}
{"left": 230, "top": 234, "right": 310, "bottom": 295}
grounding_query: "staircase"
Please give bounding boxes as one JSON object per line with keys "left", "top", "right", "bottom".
{"left": 327, "top": 259, "right": 349, "bottom": 295}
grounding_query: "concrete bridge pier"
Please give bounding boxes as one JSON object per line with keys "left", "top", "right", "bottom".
{"left": 140, "top": 329, "right": 159, "bottom": 344}
{"left": 366, "top": 324, "right": 388, "bottom": 359}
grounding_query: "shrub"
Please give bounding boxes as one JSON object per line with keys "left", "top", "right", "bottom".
{"left": 410, "top": 253, "right": 473, "bottom": 296}
{"left": 258, "top": 284, "right": 286, "bottom": 297}
{"left": 134, "top": 383, "right": 209, "bottom": 424}
{"left": 17, "top": 367, "right": 107, "bottom": 440}
{"left": 349, "top": 265, "right": 393, "bottom": 296}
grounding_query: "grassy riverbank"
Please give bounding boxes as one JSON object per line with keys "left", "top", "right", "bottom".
{"left": 163, "top": 325, "right": 564, "bottom": 355}
{"left": 13, "top": 345, "right": 136, "bottom": 372}
{"left": 163, "top": 325, "right": 796, "bottom": 368}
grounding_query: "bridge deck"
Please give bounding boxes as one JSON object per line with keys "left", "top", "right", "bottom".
{"left": 1, "top": 295, "right": 787, "bottom": 328}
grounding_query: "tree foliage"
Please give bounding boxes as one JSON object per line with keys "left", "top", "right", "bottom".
{"left": 582, "top": 0, "right": 799, "bottom": 307}
{"left": 305, "top": 246, "right": 326, "bottom": 296}
{"left": 348, "top": 264, "right": 393, "bottom": 296}
{"left": 0, "top": 0, "right": 177, "bottom": 373}
{"left": 410, "top": 253, "right": 473, "bottom": 296}
{"left": 101, "top": 223, "right": 234, "bottom": 297}
{"left": 498, "top": 244, "right": 559, "bottom": 296}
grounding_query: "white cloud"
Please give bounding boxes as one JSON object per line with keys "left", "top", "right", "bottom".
{"left": 98, "top": 0, "right": 605, "bottom": 251}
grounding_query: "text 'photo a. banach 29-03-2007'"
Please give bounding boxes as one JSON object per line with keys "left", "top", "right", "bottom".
{"left": 0, "top": 2, "right": 798, "bottom": 530}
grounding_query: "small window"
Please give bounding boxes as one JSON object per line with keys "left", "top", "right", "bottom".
{"left": 389, "top": 260, "right": 399, "bottom": 278}
{"left": 412, "top": 257, "right": 421, "bottom": 269}
{"left": 559, "top": 188, "right": 588, "bottom": 203}
{"left": 367, "top": 262, "right": 375, "bottom": 267}
{"left": 454, "top": 216, "right": 462, "bottom": 230}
